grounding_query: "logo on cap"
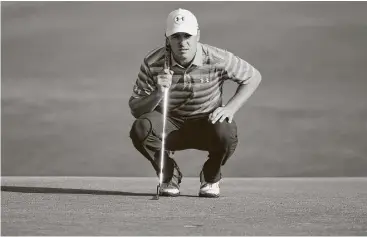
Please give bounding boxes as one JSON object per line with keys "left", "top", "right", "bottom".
{"left": 174, "top": 15, "right": 185, "bottom": 24}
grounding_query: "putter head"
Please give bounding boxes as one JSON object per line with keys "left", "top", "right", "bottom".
{"left": 154, "top": 184, "right": 160, "bottom": 200}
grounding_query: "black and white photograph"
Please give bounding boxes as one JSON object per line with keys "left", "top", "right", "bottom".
{"left": 1, "top": 1, "right": 367, "bottom": 235}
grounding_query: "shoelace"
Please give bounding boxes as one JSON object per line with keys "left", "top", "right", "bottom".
{"left": 202, "top": 183, "right": 218, "bottom": 189}
{"left": 163, "top": 180, "right": 179, "bottom": 189}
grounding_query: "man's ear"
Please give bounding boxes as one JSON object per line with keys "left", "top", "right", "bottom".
{"left": 197, "top": 29, "right": 200, "bottom": 41}
{"left": 165, "top": 35, "right": 172, "bottom": 49}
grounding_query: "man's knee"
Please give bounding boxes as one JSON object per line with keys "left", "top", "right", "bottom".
{"left": 130, "top": 111, "right": 163, "bottom": 143}
{"left": 130, "top": 118, "right": 152, "bottom": 143}
{"left": 212, "top": 120, "right": 238, "bottom": 148}
{"left": 210, "top": 121, "right": 238, "bottom": 166}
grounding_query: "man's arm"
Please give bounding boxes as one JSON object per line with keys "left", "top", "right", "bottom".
{"left": 129, "top": 68, "right": 173, "bottom": 118}
{"left": 129, "top": 91, "right": 163, "bottom": 118}
{"left": 225, "top": 68, "right": 262, "bottom": 113}
{"left": 209, "top": 68, "right": 262, "bottom": 123}
{"left": 129, "top": 58, "right": 160, "bottom": 118}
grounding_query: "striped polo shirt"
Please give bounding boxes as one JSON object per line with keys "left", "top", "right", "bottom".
{"left": 131, "top": 43, "right": 256, "bottom": 119}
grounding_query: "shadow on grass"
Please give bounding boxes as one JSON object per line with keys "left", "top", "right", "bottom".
{"left": 1, "top": 185, "right": 153, "bottom": 197}
{"left": 1, "top": 185, "right": 199, "bottom": 198}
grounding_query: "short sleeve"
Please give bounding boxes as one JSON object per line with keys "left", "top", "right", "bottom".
{"left": 222, "top": 50, "right": 256, "bottom": 85}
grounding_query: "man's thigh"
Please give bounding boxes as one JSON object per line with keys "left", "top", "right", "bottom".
{"left": 166, "top": 118, "right": 237, "bottom": 151}
{"left": 138, "top": 111, "right": 179, "bottom": 140}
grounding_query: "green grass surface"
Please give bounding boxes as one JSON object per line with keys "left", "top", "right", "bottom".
{"left": 2, "top": 177, "right": 367, "bottom": 235}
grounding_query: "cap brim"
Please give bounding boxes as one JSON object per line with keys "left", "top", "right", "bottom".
{"left": 166, "top": 26, "right": 197, "bottom": 37}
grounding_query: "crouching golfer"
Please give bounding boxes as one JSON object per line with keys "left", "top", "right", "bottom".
{"left": 129, "top": 8, "right": 261, "bottom": 197}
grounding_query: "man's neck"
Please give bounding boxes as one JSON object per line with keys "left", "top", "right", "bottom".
{"left": 179, "top": 59, "right": 194, "bottom": 68}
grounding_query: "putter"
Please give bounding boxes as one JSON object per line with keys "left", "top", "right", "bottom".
{"left": 155, "top": 37, "right": 171, "bottom": 200}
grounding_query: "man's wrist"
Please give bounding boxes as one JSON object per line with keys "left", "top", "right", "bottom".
{"left": 153, "top": 88, "right": 166, "bottom": 100}
{"left": 224, "top": 102, "right": 238, "bottom": 112}
{"left": 155, "top": 87, "right": 164, "bottom": 96}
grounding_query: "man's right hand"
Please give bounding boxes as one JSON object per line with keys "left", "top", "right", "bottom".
{"left": 157, "top": 69, "right": 174, "bottom": 93}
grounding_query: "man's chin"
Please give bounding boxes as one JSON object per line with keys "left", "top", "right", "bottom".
{"left": 173, "top": 51, "right": 193, "bottom": 65}
{"left": 173, "top": 52, "right": 183, "bottom": 58}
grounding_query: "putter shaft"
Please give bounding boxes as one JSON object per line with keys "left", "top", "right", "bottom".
{"left": 157, "top": 88, "right": 169, "bottom": 198}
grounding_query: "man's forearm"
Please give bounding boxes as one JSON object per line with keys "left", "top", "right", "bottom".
{"left": 225, "top": 69, "right": 262, "bottom": 112}
{"left": 129, "top": 90, "right": 163, "bottom": 118}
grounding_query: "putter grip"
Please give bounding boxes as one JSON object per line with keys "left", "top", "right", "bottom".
{"left": 164, "top": 37, "right": 171, "bottom": 71}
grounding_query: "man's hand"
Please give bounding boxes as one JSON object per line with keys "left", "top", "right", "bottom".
{"left": 157, "top": 69, "right": 174, "bottom": 93}
{"left": 209, "top": 106, "right": 236, "bottom": 124}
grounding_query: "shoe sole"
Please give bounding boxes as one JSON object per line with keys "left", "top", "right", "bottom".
{"left": 198, "top": 192, "right": 220, "bottom": 198}
{"left": 160, "top": 191, "right": 180, "bottom": 197}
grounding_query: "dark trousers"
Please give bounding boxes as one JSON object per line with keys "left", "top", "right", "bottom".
{"left": 129, "top": 111, "right": 238, "bottom": 183}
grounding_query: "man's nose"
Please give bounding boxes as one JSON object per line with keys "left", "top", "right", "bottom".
{"left": 178, "top": 38, "right": 187, "bottom": 45}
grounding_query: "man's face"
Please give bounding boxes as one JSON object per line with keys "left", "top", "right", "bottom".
{"left": 168, "top": 32, "right": 199, "bottom": 66}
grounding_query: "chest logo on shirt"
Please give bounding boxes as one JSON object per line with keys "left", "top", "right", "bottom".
{"left": 200, "top": 77, "right": 210, "bottom": 83}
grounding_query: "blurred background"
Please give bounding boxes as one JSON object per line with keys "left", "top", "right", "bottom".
{"left": 2, "top": 2, "right": 367, "bottom": 177}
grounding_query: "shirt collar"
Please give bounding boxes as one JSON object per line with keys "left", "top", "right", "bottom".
{"left": 171, "top": 43, "right": 203, "bottom": 68}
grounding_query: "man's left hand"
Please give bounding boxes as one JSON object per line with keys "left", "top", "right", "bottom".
{"left": 209, "top": 106, "right": 236, "bottom": 124}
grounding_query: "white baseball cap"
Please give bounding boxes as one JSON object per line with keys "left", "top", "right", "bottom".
{"left": 165, "top": 8, "right": 198, "bottom": 37}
